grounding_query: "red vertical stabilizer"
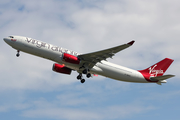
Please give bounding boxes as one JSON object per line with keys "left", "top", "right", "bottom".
{"left": 138, "top": 58, "right": 174, "bottom": 82}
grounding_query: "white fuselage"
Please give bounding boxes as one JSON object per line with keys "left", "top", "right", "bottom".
{"left": 4, "top": 36, "right": 148, "bottom": 83}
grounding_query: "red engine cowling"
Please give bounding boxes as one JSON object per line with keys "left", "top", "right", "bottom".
{"left": 52, "top": 63, "right": 72, "bottom": 75}
{"left": 62, "top": 53, "right": 80, "bottom": 64}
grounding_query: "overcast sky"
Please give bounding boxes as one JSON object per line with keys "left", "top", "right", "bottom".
{"left": 0, "top": 0, "right": 180, "bottom": 120}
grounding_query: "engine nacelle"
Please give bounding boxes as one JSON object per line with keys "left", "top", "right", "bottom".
{"left": 52, "top": 63, "right": 72, "bottom": 75}
{"left": 62, "top": 53, "right": 80, "bottom": 64}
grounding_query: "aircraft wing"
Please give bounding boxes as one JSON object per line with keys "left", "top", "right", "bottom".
{"left": 78, "top": 40, "right": 135, "bottom": 69}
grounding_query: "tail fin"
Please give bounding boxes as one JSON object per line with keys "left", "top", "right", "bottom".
{"left": 138, "top": 58, "right": 174, "bottom": 83}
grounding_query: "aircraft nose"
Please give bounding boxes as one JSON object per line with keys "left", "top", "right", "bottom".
{"left": 3, "top": 37, "right": 12, "bottom": 45}
{"left": 4, "top": 38, "right": 9, "bottom": 43}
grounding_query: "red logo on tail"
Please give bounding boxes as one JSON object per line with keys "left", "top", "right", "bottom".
{"left": 149, "top": 64, "right": 164, "bottom": 77}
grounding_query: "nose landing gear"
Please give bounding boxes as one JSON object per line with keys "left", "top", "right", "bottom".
{"left": 16, "top": 50, "right": 20, "bottom": 57}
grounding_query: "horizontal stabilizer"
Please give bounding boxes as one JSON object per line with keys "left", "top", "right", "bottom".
{"left": 150, "top": 74, "right": 175, "bottom": 81}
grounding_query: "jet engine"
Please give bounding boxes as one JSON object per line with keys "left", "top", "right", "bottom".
{"left": 52, "top": 63, "right": 72, "bottom": 75}
{"left": 62, "top": 53, "right": 80, "bottom": 64}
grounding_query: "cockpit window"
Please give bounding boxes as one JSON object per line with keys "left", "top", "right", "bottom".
{"left": 9, "top": 36, "right": 14, "bottom": 38}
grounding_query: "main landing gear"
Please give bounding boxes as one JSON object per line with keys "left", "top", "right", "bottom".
{"left": 82, "top": 69, "right": 91, "bottom": 78}
{"left": 77, "top": 74, "right": 85, "bottom": 83}
{"left": 77, "top": 71, "right": 92, "bottom": 84}
{"left": 16, "top": 50, "right": 20, "bottom": 57}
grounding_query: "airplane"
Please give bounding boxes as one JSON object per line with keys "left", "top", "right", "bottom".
{"left": 3, "top": 35, "right": 175, "bottom": 85}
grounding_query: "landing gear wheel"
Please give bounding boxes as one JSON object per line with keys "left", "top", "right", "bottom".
{"left": 82, "top": 69, "right": 88, "bottom": 74}
{"left": 16, "top": 53, "right": 20, "bottom": 57}
{"left": 77, "top": 74, "right": 82, "bottom": 80}
{"left": 81, "top": 79, "right": 85, "bottom": 83}
{"left": 86, "top": 73, "right": 91, "bottom": 78}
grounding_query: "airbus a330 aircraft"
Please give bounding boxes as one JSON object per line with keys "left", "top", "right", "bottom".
{"left": 4, "top": 36, "right": 175, "bottom": 85}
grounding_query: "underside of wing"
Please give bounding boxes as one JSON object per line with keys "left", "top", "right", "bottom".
{"left": 78, "top": 40, "right": 135, "bottom": 69}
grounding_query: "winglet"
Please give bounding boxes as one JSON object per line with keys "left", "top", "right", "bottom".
{"left": 127, "top": 40, "right": 135, "bottom": 45}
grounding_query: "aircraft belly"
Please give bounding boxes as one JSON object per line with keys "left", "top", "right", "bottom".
{"left": 94, "top": 62, "right": 147, "bottom": 83}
